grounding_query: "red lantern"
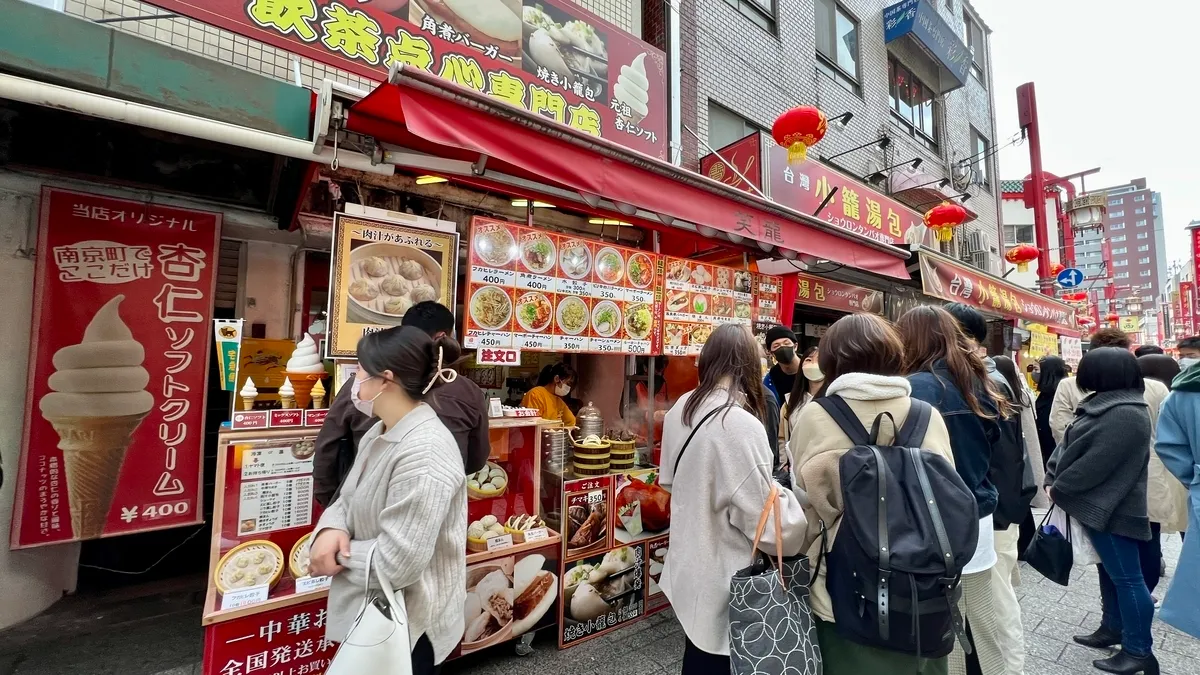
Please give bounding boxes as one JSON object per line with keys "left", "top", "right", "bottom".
{"left": 1061, "top": 291, "right": 1088, "bottom": 303}
{"left": 1049, "top": 262, "right": 1065, "bottom": 277}
{"left": 771, "top": 106, "right": 827, "bottom": 163}
{"left": 1078, "top": 316, "right": 1096, "bottom": 328}
{"left": 924, "top": 201, "right": 968, "bottom": 242}
{"left": 1005, "top": 244, "right": 1040, "bottom": 273}
{"left": 1105, "top": 312, "right": 1119, "bottom": 324}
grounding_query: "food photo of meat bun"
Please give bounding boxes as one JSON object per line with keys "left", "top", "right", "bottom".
{"left": 511, "top": 554, "right": 559, "bottom": 635}
{"left": 410, "top": 0, "right": 523, "bottom": 60}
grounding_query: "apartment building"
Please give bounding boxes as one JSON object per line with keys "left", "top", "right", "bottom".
{"left": 1080, "top": 178, "right": 1167, "bottom": 318}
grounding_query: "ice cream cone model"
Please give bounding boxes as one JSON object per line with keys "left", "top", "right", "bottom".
{"left": 239, "top": 377, "right": 258, "bottom": 411}
{"left": 284, "top": 334, "right": 326, "bottom": 409}
{"left": 39, "top": 295, "right": 153, "bottom": 540}
{"left": 613, "top": 53, "right": 650, "bottom": 127}
{"left": 311, "top": 379, "right": 326, "bottom": 409}
{"left": 279, "top": 377, "right": 295, "bottom": 410}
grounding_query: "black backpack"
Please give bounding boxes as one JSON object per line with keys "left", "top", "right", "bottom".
{"left": 816, "top": 396, "right": 979, "bottom": 660}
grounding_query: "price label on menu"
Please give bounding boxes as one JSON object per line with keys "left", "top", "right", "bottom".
{"left": 515, "top": 272, "right": 554, "bottom": 293}
{"left": 221, "top": 584, "right": 269, "bottom": 610}
{"left": 624, "top": 341, "right": 651, "bottom": 354}
{"left": 294, "top": 575, "right": 332, "bottom": 593}
{"left": 626, "top": 288, "right": 654, "bottom": 305}
{"left": 524, "top": 527, "right": 550, "bottom": 542}
{"left": 555, "top": 278, "right": 588, "bottom": 296}
{"left": 515, "top": 334, "right": 553, "bottom": 350}
{"left": 664, "top": 344, "right": 688, "bottom": 357}
{"left": 553, "top": 335, "right": 587, "bottom": 352}
{"left": 759, "top": 281, "right": 779, "bottom": 294}
{"left": 465, "top": 330, "right": 513, "bottom": 349}
{"left": 471, "top": 265, "right": 514, "bottom": 287}
{"left": 590, "top": 283, "right": 624, "bottom": 302}
{"left": 486, "top": 534, "right": 515, "bottom": 552}
{"left": 590, "top": 338, "right": 623, "bottom": 353}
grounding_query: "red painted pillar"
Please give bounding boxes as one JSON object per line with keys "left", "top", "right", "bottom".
{"left": 1017, "top": 83, "right": 1053, "bottom": 296}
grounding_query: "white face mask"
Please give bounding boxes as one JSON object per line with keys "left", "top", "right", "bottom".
{"left": 351, "top": 375, "right": 383, "bottom": 418}
{"left": 802, "top": 363, "right": 825, "bottom": 382}
{"left": 1182, "top": 357, "right": 1200, "bottom": 371}
{"left": 554, "top": 382, "right": 571, "bottom": 397}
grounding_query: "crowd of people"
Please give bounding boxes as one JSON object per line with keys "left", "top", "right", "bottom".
{"left": 295, "top": 298, "right": 1200, "bottom": 675}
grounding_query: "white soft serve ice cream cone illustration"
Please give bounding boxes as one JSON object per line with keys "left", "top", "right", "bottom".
{"left": 39, "top": 295, "right": 153, "bottom": 539}
{"left": 613, "top": 52, "right": 650, "bottom": 127}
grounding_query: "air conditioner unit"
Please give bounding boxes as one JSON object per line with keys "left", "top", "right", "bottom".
{"left": 969, "top": 251, "right": 990, "bottom": 271}
{"left": 965, "top": 230, "right": 987, "bottom": 254}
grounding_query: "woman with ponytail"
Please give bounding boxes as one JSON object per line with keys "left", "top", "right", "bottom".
{"left": 309, "top": 325, "right": 467, "bottom": 674}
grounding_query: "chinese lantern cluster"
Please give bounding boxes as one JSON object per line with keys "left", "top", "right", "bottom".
{"left": 924, "top": 201, "right": 968, "bottom": 242}
{"left": 1049, "top": 262, "right": 1065, "bottom": 277}
{"left": 1004, "top": 244, "right": 1040, "bottom": 273}
{"left": 772, "top": 106, "right": 827, "bottom": 164}
{"left": 1061, "top": 291, "right": 1088, "bottom": 303}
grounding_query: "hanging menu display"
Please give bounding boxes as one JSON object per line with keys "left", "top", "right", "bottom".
{"left": 662, "top": 259, "right": 783, "bottom": 356}
{"left": 464, "top": 218, "right": 663, "bottom": 355}
{"left": 752, "top": 273, "right": 783, "bottom": 335}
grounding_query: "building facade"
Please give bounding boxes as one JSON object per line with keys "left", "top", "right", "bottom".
{"left": 1087, "top": 178, "right": 1167, "bottom": 317}
{"left": 672, "top": 0, "right": 1003, "bottom": 272}
{"left": 999, "top": 179, "right": 1060, "bottom": 290}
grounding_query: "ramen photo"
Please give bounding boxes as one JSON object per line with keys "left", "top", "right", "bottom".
{"left": 475, "top": 228, "right": 518, "bottom": 266}
{"left": 521, "top": 234, "right": 556, "bottom": 274}
{"left": 624, "top": 303, "right": 653, "bottom": 340}
{"left": 592, "top": 301, "right": 623, "bottom": 338}
{"left": 627, "top": 253, "right": 654, "bottom": 289}
{"left": 595, "top": 248, "right": 625, "bottom": 285}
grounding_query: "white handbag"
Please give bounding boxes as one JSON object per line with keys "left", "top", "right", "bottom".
{"left": 325, "top": 543, "right": 413, "bottom": 675}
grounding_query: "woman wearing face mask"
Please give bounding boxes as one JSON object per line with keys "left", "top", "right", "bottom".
{"left": 780, "top": 347, "right": 824, "bottom": 446}
{"left": 521, "top": 362, "right": 578, "bottom": 427}
{"left": 308, "top": 326, "right": 466, "bottom": 674}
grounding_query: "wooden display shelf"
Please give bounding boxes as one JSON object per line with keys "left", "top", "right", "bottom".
{"left": 203, "top": 586, "right": 328, "bottom": 626}
{"left": 466, "top": 530, "right": 562, "bottom": 565}
{"left": 487, "top": 416, "right": 560, "bottom": 429}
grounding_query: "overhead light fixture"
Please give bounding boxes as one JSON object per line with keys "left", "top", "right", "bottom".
{"left": 865, "top": 157, "right": 923, "bottom": 183}
{"left": 511, "top": 199, "right": 555, "bottom": 208}
{"left": 415, "top": 175, "right": 448, "bottom": 185}
{"left": 824, "top": 136, "right": 890, "bottom": 161}
{"left": 832, "top": 112, "right": 854, "bottom": 128}
{"left": 587, "top": 218, "right": 631, "bottom": 226}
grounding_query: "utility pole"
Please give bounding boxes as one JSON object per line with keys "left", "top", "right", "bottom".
{"left": 1016, "top": 83, "right": 1053, "bottom": 297}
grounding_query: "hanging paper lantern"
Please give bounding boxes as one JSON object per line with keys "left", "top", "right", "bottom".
{"left": 1077, "top": 316, "right": 1095, "bottom": 328}
{"left": 1105, "top": 312, "right": 1119, "bottom": 324}
{"left": 1049, "top": 262, "right": 1065, "bottom": 277}
{"left": 1061, "top": 291, "right": 1088, "bottom": 303}
{"left": 1005, "top": 244, "right": 1040, "bottom": 273}
{"left": 924, "top": 201, "right": 968, "bottom": 242}
{"left": 771, "top": 106, "right": 828, "bottom": 163}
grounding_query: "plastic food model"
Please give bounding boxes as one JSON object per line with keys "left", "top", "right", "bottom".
{"left": 467, "top": 461, "right": 509, "bottom": 500}
{"left": 215, "top": 540, "right": 284, "bottom": 593}
{"left": 467, "top": 515, "right": 509, "bottom": 552}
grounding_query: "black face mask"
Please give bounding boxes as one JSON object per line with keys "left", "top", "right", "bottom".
{"left": 772, "top": 347, "right": 796, "bottom": 364}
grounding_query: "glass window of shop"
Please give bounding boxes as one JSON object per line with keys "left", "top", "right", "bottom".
{"left": 963, "top": 12, "right": 986, "bottom": 84}
{"left": 1004, "top": 224, "right": 1033, "bottom": 245}
{"left": 971, "top": 127, "right": 990, "bottom": 190}
{"left": 888, "top": 56, "right": 939, "bottom": 151}
{"left": 815, "top": 0, "right": 860, "bottom": 93}
{"left": 707, "top": 101, "right": 762, "bottom": 151}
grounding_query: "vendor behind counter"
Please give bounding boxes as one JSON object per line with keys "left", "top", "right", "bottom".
{"left": 521, "top": 362, "right": 577, "bottom": 427}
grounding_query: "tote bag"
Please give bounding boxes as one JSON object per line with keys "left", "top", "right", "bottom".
{"left": 729, "top": 483, "right": 823, "bottom": 675}
{"left": 1048, "top": 506, "right": 1101, "bottom": 566}
{"left": 1023, "top": 506, "right": 1074, "bottom": 586}
{"left": 326, "top": 543, "right": 412, "bottom": 675}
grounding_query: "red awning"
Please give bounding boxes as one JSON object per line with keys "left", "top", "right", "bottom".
{"left": 346, "top": 68, "right": 911, "bottom": 280}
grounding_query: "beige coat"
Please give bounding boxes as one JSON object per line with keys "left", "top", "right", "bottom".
{"left": 1050, "top": 377, "right": 1188, "bottom": 532}
{"left": 789, "top": 374, "right": 954, "bottom": 623}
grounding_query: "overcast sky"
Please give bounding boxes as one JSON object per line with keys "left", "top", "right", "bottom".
{"left": 971, "top": 0, "right": 1199, "bottom": 267}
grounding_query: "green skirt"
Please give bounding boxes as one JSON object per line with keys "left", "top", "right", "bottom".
{"left": 816, "top": 619, "right": 949, "bottom": 675}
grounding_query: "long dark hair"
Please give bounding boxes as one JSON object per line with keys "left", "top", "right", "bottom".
{"left": 897, "top": 306, "right": 1011, "bottom": 419}
{"left": 682, "top": 324, "right": 766, "bottom": 426}
{"left": 537, "top": 362, "right": 577, "bottom": 387}
{"left": 357, "top": 326, "right": 462, "bottom": 400}
{"left": 1139, "top": 354, "right": 1181, "bottom": 390}
{"left": 993, "top": 355, "right": 1031, "bottom": 407}
{"left": 1037, "top": 356, "right": 1069, "bottom": 396}
{"left": 785, "top": 346, "right": 821, "bottom": 424}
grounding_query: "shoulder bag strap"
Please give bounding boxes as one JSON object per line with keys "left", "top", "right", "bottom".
{"left": 908, "top": 446, "right": 971, "bottom": 652}
{"left": 894, "top": 399, "right": 933, "bottom": 448}
{"left": 748, "top": 483, "right": 786, "bottom": 590}
{"left": 362, "top": 542, "right": 408, "bottom": 624}
{"left": 672, "top": 403, "right": 734, "bottom": 477}
{"left": 815, "top": 395, "right": 871, "bottom": 446}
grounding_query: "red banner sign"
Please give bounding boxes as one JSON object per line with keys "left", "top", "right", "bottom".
{"left": 766, "top": 144, "right": 927, "bottom": 246}
{"left": 150, "top": 0, "right": 668, "bottom": 160}
{"left": 793, "top": 272, "right": 885, "bottom": 314}
{"left": 1182, "top": 282, "right": 1195, "bottom": 337}
{"left": 12, "top": 188, "right": 220, "bottom": 548}
{"left": 699, "top": 134, "right": 763, "bottom": 195}
{"left": 918, "top": 252, "right": 1076, "bottom": 332}
{"left": 202, "top": 598, "right": 334, "bottom": 675}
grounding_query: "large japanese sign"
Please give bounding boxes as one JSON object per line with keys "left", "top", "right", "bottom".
{"left": 203, "top": 597, "right": 335, "bottom": 675}
{"left": 766, "top": 145, "right": 929, "bottom": 246}
{"left": 327, "top": 212, "right": 459, "bottom": 358}
{"left": 661, "top": 258, "right": 777, "bottom": 356}
{"left": 13, "top": 188, "right": 219, "bottom": 548}
{"left": 793, "top": 272, "right": 884, "bottom": 314}
{"left": 699, "top": 134, "right": 763, "bottom": 195}
{"left": 1181, "top": 282, "right": 1195, "bottom": 337}
{"left": 918, "top": 251, "right": 1076, "bottom": 332}
{"left": 464, "top": 217, "right": 663, "bottom": 355}
{"left": 150, "top": 0, "right": 667, "bottom": 159}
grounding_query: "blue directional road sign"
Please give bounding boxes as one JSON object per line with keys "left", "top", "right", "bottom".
{"left": 1057, "top": 267, "right": 1084, "bottom": 289}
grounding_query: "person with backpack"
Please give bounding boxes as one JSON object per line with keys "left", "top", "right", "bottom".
{"left": 898, "top": 306, "right": 1011, "bottom": 675}
{"left": 791, "top": 313, "right": 969, "bottom": 675}
{"left": 659, "top": 324, "right": 809, "bottom": 673}
{"left": 1046, "top": 347, "right": 1156, "bottom": 675}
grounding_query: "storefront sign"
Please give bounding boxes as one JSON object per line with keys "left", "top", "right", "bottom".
{"left": 202, "top": 597, "right": 334, "bottom": 675}
{"left": 883, "top": 0, "right": 971, "bottom": 92}
{"left": 327, "top": 212, "right": 459, "bottom": 358}
{"left": 1119, "top": 316, "right": 1141, "bottom": 334}
{"left": 13, "top": 188, "right": 219, "bottom": 548}
{"left": 464, "top": 217, "right": 663, "bottom": 355}
{"left": 918, "top": 251, "right": 1076, "bottom": 332}
{"left": 150, "top": 0, "right": 668, "bottom": 160}
{"left": 1191, "top": 228, "right": 1200, "bottom": 333}
{"left": 1059, "top": 336, "right": 1083, "bottom": 368}
{"left": 699, "top": 134, "right": 763, "bottom": 194}
{"left": 1182, "top": 282, "right": 1196, "bottom": 336}
{"left": 477, "top": 347, "right": 521, "bottom": 365}
{"left": 1028, "top": 325, "right": 1058, "bottom": 358}
{"left": 214, "top": 319, "right": 244, "bottom": 391}
{"left": 793, "top": 272, "right": 885, "bottom": 314}
{"left": 766, "top": 145, "right": 926, "bottom": 245}
{"left": 752, "top": 273, "right": 783, "bottom": 335}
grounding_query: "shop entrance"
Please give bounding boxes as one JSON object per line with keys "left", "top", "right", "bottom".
{"left": 791, "top": 305, "right": 851, "bottom": 352}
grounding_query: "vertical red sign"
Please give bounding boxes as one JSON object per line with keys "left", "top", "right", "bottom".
{"left": 202, "top": 598, "right": 334, "bottom": 675}
{"left": 12, "top": 188, "right": 220, "bottom": 548}
{"left": 1181, "top": 282, "right": 1195, "bottom": 337}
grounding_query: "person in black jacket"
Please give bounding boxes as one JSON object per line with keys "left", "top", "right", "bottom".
{"left": 1047, "top": 347, "right": 1156, "bottom": 675}
{"left": 1034, "top": 356, "right": 1070, "bottom": 474}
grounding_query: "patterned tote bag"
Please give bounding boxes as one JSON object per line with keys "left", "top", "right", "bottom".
{"left": 729, "top": 483, "right": 823, "bottom": 675}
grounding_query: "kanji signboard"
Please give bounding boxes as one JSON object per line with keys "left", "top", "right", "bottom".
{"left": 699, "top": 134, "right": 763, "bottom": 195}
{"left": 1181, "top": 282, "right": 1195, "bottom": 337}
{"left": 13, "top": 188, "right": 220, "bottom": 548}
{"left": 918, "top": 251, "right": 1076, "bottom": 332}
{"left": 202, "top": 598, "right": 335, "bottom": 675}
{"left": 792, "top": 272, "right": 884, "bottom": 314}
{"left": 150, "top": 0, "right": 668, "bottom": 159}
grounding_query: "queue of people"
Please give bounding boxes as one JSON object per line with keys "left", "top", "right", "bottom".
{"left": 297, "top": 297, "right": 1200, "bottom": 675}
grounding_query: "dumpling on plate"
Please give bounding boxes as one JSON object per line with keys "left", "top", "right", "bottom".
{"left": 385, "top": 295, "right": 413, "bottom": 315}
{"left": 349, "top": 279, "right": 378, "bottom": 302}
{"left": 398, "top": 259, "right": 424, "bottom": 280}
{"left": 361, "top": 256, "right": 389, "bottom": 277}
{"left": 410, "top": 283, "right": 437, "bottom": 304}
{"left": 380, "top": 275, "right": 412, "bottom": 296}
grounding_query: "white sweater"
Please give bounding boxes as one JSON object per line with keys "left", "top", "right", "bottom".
{"left": 315, "top": 404, "right": 467, "bottom": 663}
{"left": 658, "top": 389, "right": 808, "bottom": 655}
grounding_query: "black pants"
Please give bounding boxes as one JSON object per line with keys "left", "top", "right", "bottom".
{"left": 682, "top": 636, "right": 730, "bottom": 674}
{"left": 413, "top": 634, "right": 440, "bottom": 675}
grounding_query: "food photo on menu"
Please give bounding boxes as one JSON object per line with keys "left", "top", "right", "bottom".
{"left": 566, "top": 496, "right": 608, "bottom": 557}
{"left": 613, "top": 470, "right": 670, "bottom": 543}
{"left": 461, "top": 552, "right": 559, "bottom": 655}
{"left": 345, "top": 238, "right": 444, "bottom": 325}
{"left": 411, "top": 0, "right": 523, "bottom": 60}
{"left": 521, "top": 2, "right": 609, "bottom": 101}
{"left": 562, "top": 546, "right": 643, "bottom": 634}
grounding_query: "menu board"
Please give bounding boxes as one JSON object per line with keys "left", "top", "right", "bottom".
{"left": 752, "top": 273, "right": 783, "bottom": 335}
{"left": 661, "top": 258, "right": 783, "bottom": 356}
{"left": 464, "top": 218, "right": 663, "bottom": 355}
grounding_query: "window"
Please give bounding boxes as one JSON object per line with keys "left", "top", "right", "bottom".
{"left": 1144, "top": 295, "right": 1155, "bottom": 302}
{"left": 1139, "top": 244, "right": 1151, "bottom": 252}
{"left": 1114, "top": 259, "right": 1129, "bottom": 267}
{"left": 1110, "top": 210, "right": 1125, "bottom": 217}
{"left": 1113, "top": 247, "right": 1128, "bottom": 254}
{"left": 1004, "top": 224, "right": 1033, "bottom": 245}
{"left": 1114, "top": 235, "right": 1127, "bottom": 242}
{"left": 1111, "top": 222, "right": 1125, "bottom": 230}
{"left": 963, "top": 12, "right": 986, "bottom": 84}
{"left": 724, "top": 0, "right": 775, "bottom": 32}
{"left": 1115, "top": 272, "right": 1130, "bottom": 279}
{"left": 1137, "top": 232, "right": 1149, "bottom": 240}
{"left": 1137, "top": 219, "right": 1148, "bottom": 227}
{"left": 1135, "top": 207, "right": 1147, "bottom": 214}
{"left": 1109, "top": 198, "right": 1124, "bottom": 206}
{"left": 1135, "top": 195, "right": 1146, "bottom": 202}
{"left": 970, "top": 127, "right": 990, "bottom": 188}
{"left": 889, "top": 57, "right": 938, "bottom": 149}
{"left": 816, "top": 0, "right": 859, "bottom": 92}
{"left": 707, "top": 101, "right": 760, "bottom": 151}
{"left": 1141, "top": 270, "right": 1153, "bottom": 277}
{"left": 1139, "top": 257, "right": 1152, "bottom": 264}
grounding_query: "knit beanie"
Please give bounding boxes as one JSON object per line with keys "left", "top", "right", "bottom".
{"left": 765, "top": 325, "right": 797, "bottom": 348}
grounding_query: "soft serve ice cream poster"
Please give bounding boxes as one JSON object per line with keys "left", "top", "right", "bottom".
{"left": 12, "top": 188, "right": 220, "bottom": 548}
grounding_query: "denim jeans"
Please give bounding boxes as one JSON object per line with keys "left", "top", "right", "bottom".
{"left": 1088, "top": 527, "right": 1155, "bottom": 657}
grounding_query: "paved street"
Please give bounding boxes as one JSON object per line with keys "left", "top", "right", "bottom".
{"left": 0, "top": 534, "right": 1196, "bottom": 675}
